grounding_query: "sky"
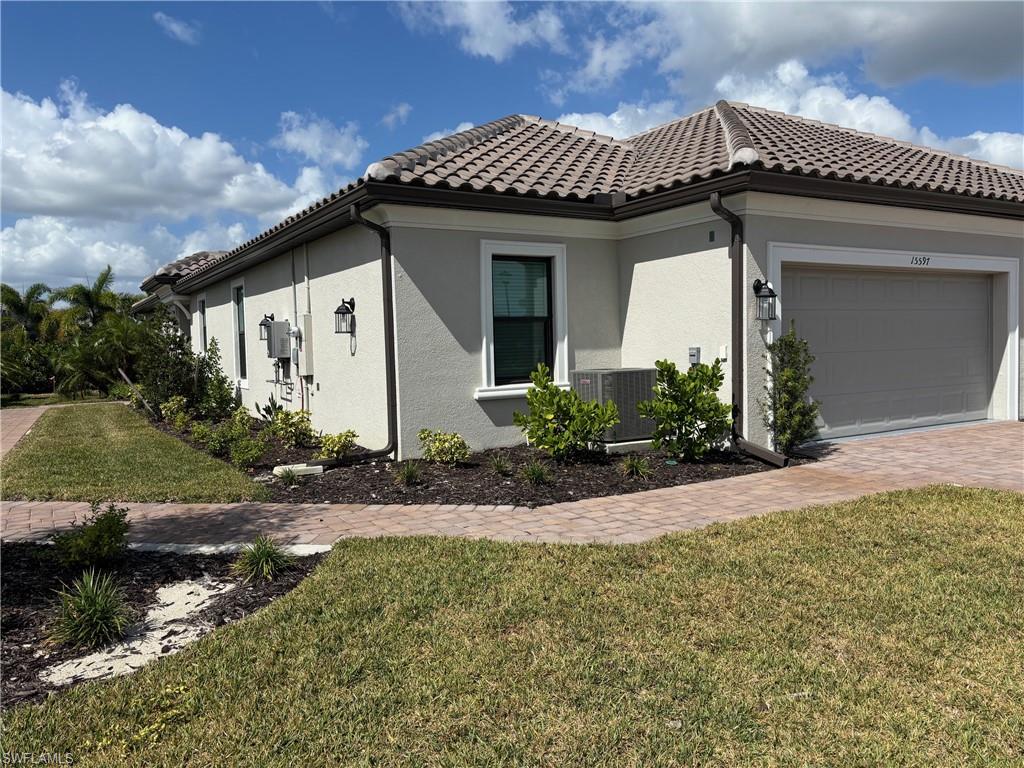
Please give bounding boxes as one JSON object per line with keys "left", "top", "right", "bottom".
{"left": 2, "top": 1, "right": 1022, "bottom": 293}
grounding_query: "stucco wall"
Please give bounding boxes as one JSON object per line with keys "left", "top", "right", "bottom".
{"left": 743, "top": 202, "right": 1023, "bottom": 448}
{"left": 618, "top": 222, "right": 733, "bottom": 405}
{"left": 389, "top": 226, "right": 621, "bottom": 456}
{"left": 190, "top": 225, "right": 389, "bottom": 448}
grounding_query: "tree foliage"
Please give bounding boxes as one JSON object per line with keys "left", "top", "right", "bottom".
{"left": 761, "top": 324, "right": 820, "bottom": 455}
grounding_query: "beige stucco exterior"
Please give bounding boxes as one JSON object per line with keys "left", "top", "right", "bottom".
{"left": 183, "top": 192, "right": 1022, "bottom": 459}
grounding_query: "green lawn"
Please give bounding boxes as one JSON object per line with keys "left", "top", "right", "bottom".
{"left": 0, "top": 404, "right": 267, "bottom": 502}
{"left": 0, "top": 391, "right": 107, "bottom": 408}
{"left": 3, "top": 487, "right": 1021, "bottom": 766}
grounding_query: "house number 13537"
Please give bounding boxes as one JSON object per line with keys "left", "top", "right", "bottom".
{"left": 910, "top": 256, "right": 931, "bottom": 266}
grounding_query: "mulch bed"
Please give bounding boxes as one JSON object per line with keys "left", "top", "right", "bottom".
{"left": 264, "top": 444, "right": 776, "bottom": 507}
{"left": 1, "top": 542, "right": 323, "bottom": 708}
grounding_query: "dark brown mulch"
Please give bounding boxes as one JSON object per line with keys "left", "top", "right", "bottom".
{"left": 265, "top": 444, "right": 777, "bottom": 507}
{"left": 1, "top": 543, "right": 323, "bottom": 708}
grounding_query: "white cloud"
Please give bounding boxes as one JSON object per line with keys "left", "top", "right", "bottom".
{"left": 272, "top": 111, "right": 369, "bottom": 169}
{"left": 1, "top": 81, "right": 302, "bottom": 221}
{"left": 398, "top": 1, "right": 565, "bottom": 62}
{"left": 715, "top": 60, "right": 1024, "bottom": 168}
{"left": 422, "top": 122, "right": 475, "bottom": 143}
{"left": 550, "top": 3, "right": 1023, "bottom": 102}
{"left": 556, "top": 101, "right": 678, "bottom": 139}
{"left": 153, "top": 12, "right": 200, "bottom": 46}
{"left": 381, "top": 102, "right": 413, "bottom": 129}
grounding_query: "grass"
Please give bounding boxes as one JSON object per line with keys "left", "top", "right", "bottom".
{"left": 0, "top": 391, "right": 107, "bottom": 408}
{"left": 0, "top": 404, "right": 267, "bottom": 502}
{"left": 2, "top": 487, "right": 1022, "bottom": 766}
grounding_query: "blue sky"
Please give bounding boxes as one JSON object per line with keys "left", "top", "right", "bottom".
{"left": 2, "top": 1, "right": 1022, "bottom": 292}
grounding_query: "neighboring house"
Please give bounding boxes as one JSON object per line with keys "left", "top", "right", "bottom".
{"left": 136, "top": 101, "right": 1024, "bottom": 459}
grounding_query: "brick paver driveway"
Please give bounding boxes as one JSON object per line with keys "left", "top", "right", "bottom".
{"left": 2, "top": 421, "right": 1021, "bottom": 548}
{"left": 0, "top": 406, "right": 48, "bottom": 458}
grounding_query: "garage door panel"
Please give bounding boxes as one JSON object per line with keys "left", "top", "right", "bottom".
{"left": 783, "top": 266, "right": 991, "bottom": 439}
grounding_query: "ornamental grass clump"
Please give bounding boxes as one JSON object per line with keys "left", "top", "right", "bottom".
{"left": 488, "top": 453, "right": 511, "bottom": 476}
{"left": 637, "top": 359, "right": 732, "bottom": 461}
{"left": 619, "top": 454, "right": 653, "bottom": 480}
{"left": 51, "top": 569, "right": 131, "bottom": 648}
{"left": 394, "top": 461, "right": 422, "bottom": 487}
{"left": 231, "top": 535, "right": 295, "bottom": 583}
{"left": 513, "top": 364, "right": 619, "bottom": 460}
{"left": 521, "top": 458, "right": 551, "bottom": 486}
{"left": 418, "top": 429, "right": 471, "bottom": 465}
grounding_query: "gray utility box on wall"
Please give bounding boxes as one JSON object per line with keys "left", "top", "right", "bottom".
{"left": 570, "top": 368, "right": 657, "bottom": 442}
{"left": 265, "top": 320, "right": 291, "bottom": 359}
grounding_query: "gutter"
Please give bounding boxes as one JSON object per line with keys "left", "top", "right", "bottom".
{"left": 311, "top": 203, "right": 399, "bottom": 465}
{"left": 709, "top": 191, "right": 788, "bottom": 468}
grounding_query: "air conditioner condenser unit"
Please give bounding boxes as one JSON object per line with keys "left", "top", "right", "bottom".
{"left": 570, "top": 367, "right": 657, "bottom": 442}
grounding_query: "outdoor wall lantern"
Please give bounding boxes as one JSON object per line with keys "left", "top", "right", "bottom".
{"left": 334, "top": 299, "right": 356, "bottom": 335}
{"left": 752, "top": 279, "right": 778, "bottom": 321}
{"left": 258, "top": 313, "right": 275, "bottom": 341}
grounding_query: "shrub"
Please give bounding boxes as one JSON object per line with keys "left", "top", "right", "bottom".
{"left": 160, "top": 395, "right": 189, "bottom": 423}
{"left": 51, "top": 569, "right": 131, "bottom": 648}
{"left": 637, "top": 359, "right": 732, "bottom": 461}
{"left": 190, "top": 421, "right": 214, "bottom": 446}
{"left": 315, "top": 430, "right": 359, "bottom": 461}
{"left": 230, "top": 434, "right": 268, "bottom": 468}
{"left": 488, "top": 453, "right": 511, "bottom": 476}
{"left": 619, "top": 454, "right": 653, "bottom": 480}
{"left": 394, "top": 461, "right": 422, "bottom": 487}
{"left": 513, "top": 364, "right": 619, "bottom": 460}
{"left": 521, "top": 458, "right": 551, "bottom": 486}
{"left": 53, "top": 502, "right": 130, "bottom": 570}
{"left": 194, "top": 339, "right": 237, "bottom": 421}
{"left": 762, "top": 324, "right": 820, "bottom": 454}
{"left": 107, "top": 382, "right": 133, "bottom": 401}
{"left": 268, "top": 409, "right": 315, "bottom": 448}
{"left": 231, "top": 535, "right": 294, "bottom": 583}
{"left": 417, "top": 429, "right": 471, "bottom": 465}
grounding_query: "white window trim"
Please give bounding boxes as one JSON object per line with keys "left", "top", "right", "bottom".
{"left": 476, "top": 239, "right": 568, "bottom": 401}
{"left": 230, "top": 278, "right": 248, "bottom": 390}
{"left": 195, "top": 293, "right": 208, "bottom": 354}
{"left": 767, "top": 241, "right": 1019, "bottom": 422}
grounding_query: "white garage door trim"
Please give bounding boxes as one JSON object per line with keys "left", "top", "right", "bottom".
{"left": 766, "top": 242, "right": 1019, "bottom": 423}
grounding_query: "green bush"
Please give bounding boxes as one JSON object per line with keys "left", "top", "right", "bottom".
{"left": 160, "top": 395, "right": 189, "bottom": 423}
{"left": 521, "top": 458, "right": 551, "bottom": 486}
{"left": 513, "top": 364, "right": 619, "bottom": 460}
{"left": 394, "top": 461, "right": 422, "bottom": 487}
{"left": 51, "top": 569, "right": 131, "bottom": 648}
{"left": 619, "top": 454, "right": 653, "bottom": 480}
{"left": 190, "top": 421, "right": 214, "bottom": 445}
{"left": 229, "top": 434, "right": 268, "bottom": 468}
{"left": 231, "top": 535, "right": 295, "bottom": 583}
{"left": 637, "top": 359, "right": 732, "bottom": 461}
{"left": 268, "top": 409, "right": 315, "bottom": 448}
{"left": 417, "top": 429, "right": 471, "bottom": 465}
{"left": 53, "top": 502, "right": 130, "bottom": 570}
{"left": 315, "top": 430, "right": 359, "bottom": 460}
{"left": 107, "top": 382, "right": 133, "bottom": 401}
{"left": 762, "top": 324, "right": 820, "bottom": 454}
{"left": 194, "top": 339, "right": 237, "bottom": 421}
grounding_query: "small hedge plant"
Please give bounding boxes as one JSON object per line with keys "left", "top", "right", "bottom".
{"left": 315, "top": 430, "right": 359, "bottom": 460}
{"left": 160, "top": 395, "right": 191, "bottom": 431}
{"left": 637, "top": 359, "right": 732, "bottom": 461}
{"left": 52, "top": 569, "right": 131, "bottom": 648}
{"left": 418, "top": 429, "right": 471, "bottom": 465}
{"left": 190, "top": 407, "right": 266, "bottom": 467}
{"left": 513, "top": 364, "right": 619, "bottom": 460}
{"left": 762, "top": 324, "right": 820, "bottom": 454}
{"left": 268, "top": 409, "right": 316, "bottom": 448}
{"left": 53, "top": 502, "right": 130, "bottom": 570}
{"left": 232, "top": 535, "right": 294, "bottom": 583}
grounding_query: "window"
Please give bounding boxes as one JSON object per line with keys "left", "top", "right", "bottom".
{"left": 233, "top": 285, "right": 247, "bottom": 380}
{"left": 478, "top": 240, "right": 568, "bottom": 400}
{"left": 198, "top": 297, "right": 208, "bottom": 353}
{"left": 492, "top": 256, "right": 553, "bottom": 385}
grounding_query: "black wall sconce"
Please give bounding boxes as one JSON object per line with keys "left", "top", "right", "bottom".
{"left": 334, "top": 299, "right": 356, "bottom": 335}
{"left": 258, "top": 313, "right": 275, "bottom": 340}
{"left": 752, "top": 279, "right": 777, "bottom": 321}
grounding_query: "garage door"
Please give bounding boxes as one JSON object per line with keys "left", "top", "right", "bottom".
{"left": 782, "top": 266, "right": 991, "bottom": 440}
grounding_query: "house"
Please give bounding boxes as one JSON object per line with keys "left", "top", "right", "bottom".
{"left": 135, "top": 101, "right": 1024, "bottom": 459}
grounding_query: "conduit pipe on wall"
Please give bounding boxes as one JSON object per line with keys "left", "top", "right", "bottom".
{"left": 312, "top": 204, "right": 399, "bottom": 465}
{"left": 709, "top": 192, "right": 788, "bottom": 468}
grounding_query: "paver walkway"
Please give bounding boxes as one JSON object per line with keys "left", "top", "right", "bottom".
{"left": 2, "top": 420, "right": 1021, "bottom": 547}
{"left": 0, "top": 406, "right": 48, "bottom": 457}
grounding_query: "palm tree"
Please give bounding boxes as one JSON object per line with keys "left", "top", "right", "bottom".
{"left": 50, "top": 265, "right": 121, "bottom": 329}
{"left": 0, "top": 282, "right": 51, "bottom": 339}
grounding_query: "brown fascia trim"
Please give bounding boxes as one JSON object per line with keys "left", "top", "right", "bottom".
{"left": 170, "top": 171, "right": 1023, "bottom": 294}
